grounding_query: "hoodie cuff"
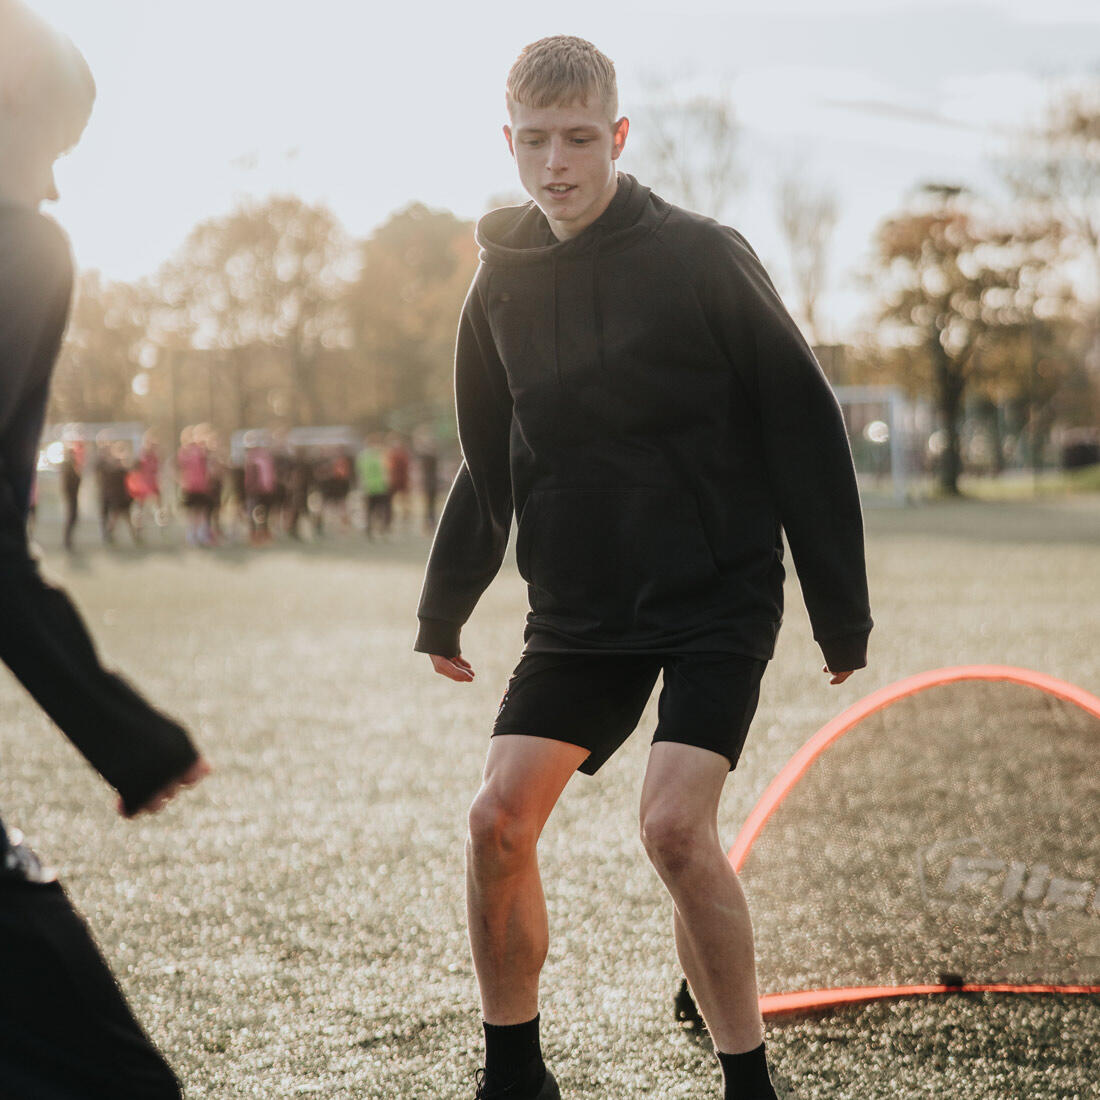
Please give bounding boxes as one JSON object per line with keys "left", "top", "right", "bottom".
{"left": 414, "top": 618, "right": 461, "bottom": 658}
{"left": 114, "top": 722, "right": 200, "bottom": 817}
{"left": 819, "top": 630, "right": 869, "bottom": 673}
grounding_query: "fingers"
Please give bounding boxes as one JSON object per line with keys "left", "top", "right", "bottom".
{"left": 429, "top": 654, "right": 475, "bottom": 682}
{"left": 822, "top": 666, "right": 855, "bottom": 685}
{"left": 179, "top": 757, "right": 213, "bottom": 786}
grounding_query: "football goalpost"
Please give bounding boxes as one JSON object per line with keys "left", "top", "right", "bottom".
{"left": 832, "top": 385, "right": 913, "bottom": 506}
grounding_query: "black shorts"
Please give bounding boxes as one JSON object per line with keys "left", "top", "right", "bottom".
{"left": 492, "top": 651, "right": 767, "bottom": 775}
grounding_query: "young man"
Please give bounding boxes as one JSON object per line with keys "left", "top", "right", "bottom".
{"left": 0, "top": 4, "right": 210, "bottom": 1095}
{"left": 415, "top": 36, "right": 872, "bottom": 1100}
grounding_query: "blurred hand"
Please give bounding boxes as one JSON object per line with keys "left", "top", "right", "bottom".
{"left": 118, "top": 756, "right": 212, "bottom": 818}
{"left": 430, "top": 654, "right": 475, "bottom": 682}
{"left": 823, "top": 666, "right": 856, "bottom": 685}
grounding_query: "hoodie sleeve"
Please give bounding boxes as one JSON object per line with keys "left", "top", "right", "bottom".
{"left": 0, "top": 211, "right": 73, "bottom": 516}
{"left": 700, "top": 226, "right": 873, "bottom": 671}
{"left": 0, "top": 210, "right": 201, "bottom": 813}
{"left": 414, "top": 273, "right": 514, "bottom": 658}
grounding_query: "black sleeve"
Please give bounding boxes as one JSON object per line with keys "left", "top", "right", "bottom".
{"left": 0, "top": 211, "right": 73, "bottom": 516}
{"left": 702, "top": 227, "right": 873, "bottom": 671}
{"left": 414, "top": 272, "right": 514, "bottom": 658}
{"left": 0, "top": 553, "right": 200, "bottom": 816}
{"left": 0, "top": 209, "right": 201, "bottom": 812}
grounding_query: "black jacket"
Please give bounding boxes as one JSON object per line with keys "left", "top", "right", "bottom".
{"left": 0, "top": 201, "right": 199, "bottom": 815}
{"left": 414, "top": 175, "right": 872, "bottom": 671}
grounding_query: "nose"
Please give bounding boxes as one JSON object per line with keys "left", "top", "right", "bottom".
{"left": 43, "top": 166, "right": 59, "bottom": 204}
{"left": 545, "top": 135, "right": 568, "bottom": 172}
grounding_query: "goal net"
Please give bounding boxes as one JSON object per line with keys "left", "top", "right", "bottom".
{"left": 732, "top": 666, "right": 1100, "bottom": 1015}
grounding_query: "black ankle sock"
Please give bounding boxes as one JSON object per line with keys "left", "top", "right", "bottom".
{"left": 718, "top": 1041, "right": 777, "bottom": 1100}
{"left": 483, "top": 1014, "right": 544, "bottom": 1093}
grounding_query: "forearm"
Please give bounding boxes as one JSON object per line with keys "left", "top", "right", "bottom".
{"left": 0, "top": 541, "right": 199, "bottom": 814}
{"left": 415, "top": 461, "right": 512, "bottom": 656}
{"left": 703, "top": 227, "right": 872, "bottom": 665}
{"left": 414, "top": 275, "right": 515, "bottom": 657}
{"left": 767, "top": 392, "right": 872, "bottom": 668}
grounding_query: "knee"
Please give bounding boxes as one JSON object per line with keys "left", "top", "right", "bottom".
{"left": 640, "top": 806, "right": 707, "bottom": 880}
{"left": 467, "top": 789, "right": 539, "bottom": 874}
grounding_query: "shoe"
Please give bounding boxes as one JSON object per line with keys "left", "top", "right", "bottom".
{"left": 474, "top": 1066, "right": 560, "bottom": 1099}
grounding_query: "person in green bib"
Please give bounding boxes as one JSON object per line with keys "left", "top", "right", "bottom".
{"left": 356, "top": 433, "right": 392, "bottom": 540}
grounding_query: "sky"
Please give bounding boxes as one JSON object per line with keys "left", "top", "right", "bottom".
{"left": 26, "top": 0, "right": 1100, "bottom": 341}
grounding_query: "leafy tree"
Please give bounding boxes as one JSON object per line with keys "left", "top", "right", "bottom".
{"left": 157, "top": 195, "right": 357, "bottom": 428}
{"left": 1000, "top": 83, "right": 1100, "bottom": 305}
{"left": 868, "top": 183, "right": 1055, "bottom": 494}
{"left": 49, "top": 271, "right": 152, "bottom": 424}
{"left": 345, "top": 203, "right": 477, "bottom": 427}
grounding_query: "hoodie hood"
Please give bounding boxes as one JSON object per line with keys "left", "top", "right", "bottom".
{"left": 476, "top": 173, "right": 655, "bottom": 265}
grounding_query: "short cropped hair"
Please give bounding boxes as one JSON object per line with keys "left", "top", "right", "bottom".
{"left": 0, "top": 0, "right": 95, "bottom": 151}
{"left": 506, "top": 36, "right": 618, "bottom": 124}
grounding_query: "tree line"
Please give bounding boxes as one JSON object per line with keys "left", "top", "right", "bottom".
{"left": 49, "top": 81, "right": 1100, "bottom": 495}
{"left": 50, "top": 199, "right": 478, "bottom": 450}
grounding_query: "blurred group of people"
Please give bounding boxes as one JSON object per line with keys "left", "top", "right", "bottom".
{"left": 58, "top": 429, "right": 163, "bottom": 550}
{"left": 229, "top": 429, "right": 436, "bottom": 547}
{"left": 52, "top": 423, "right": 445, "bottom": 551}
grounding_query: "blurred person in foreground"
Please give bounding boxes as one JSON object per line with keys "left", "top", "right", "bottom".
{"left": 415, "top": 36, "right": 871, "bottom": 1100}
{"left": 0, "top": 3, "right": 210, "bottom": 1096}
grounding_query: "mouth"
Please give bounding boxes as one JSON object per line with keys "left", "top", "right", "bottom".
{"left": 545, "top": 184, "right": 576, "bottom": 198}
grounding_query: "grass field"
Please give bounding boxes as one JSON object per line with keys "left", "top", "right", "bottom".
{"left": 2, "top": 497, "right": 1098, "bottom": 1098}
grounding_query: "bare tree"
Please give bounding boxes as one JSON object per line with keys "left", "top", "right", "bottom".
{"left": 775, "top": 170, "right": 840, "bottom": 344}
{"left": 630, "top": 78, "right": 743, "bottom": 221}
{"left": 997, "top": 81, "right": 1100, "bottom": 366}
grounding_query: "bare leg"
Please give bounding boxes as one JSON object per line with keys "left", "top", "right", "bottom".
{"left": 466, "top": 734, "right": 589, "bottom": 1024}
{"left": 640, "top": 742, "right": 764, "bottom": 1054}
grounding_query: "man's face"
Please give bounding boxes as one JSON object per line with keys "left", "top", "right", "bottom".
{"left": 23, "top": 137, "right": 61, "bottom": 205}
{"left": 504, "top": 96, "right": 629, "bottom": 241}
{"left": 0, "top": 112, "right": 66, "bottom": 206}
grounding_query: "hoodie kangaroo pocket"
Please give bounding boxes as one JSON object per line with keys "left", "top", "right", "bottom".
{"left": 521, "top": 486, "right": 720, "bottom": 633}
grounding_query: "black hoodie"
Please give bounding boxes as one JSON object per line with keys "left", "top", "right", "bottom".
{"left": 414, "top": 174, "right": 872, "bottom": 671}
{"left": 0, "top": 201, "right": 199, "bottom": 814}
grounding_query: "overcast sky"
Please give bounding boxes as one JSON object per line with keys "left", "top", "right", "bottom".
{"left": 27, "top": 0, "right": 1100, "bottom": 340}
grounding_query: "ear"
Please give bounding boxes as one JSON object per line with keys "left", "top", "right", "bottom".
{"left": 503, "top": 123, "right": 515, "bottom": 158}
{"left": 610, "top": 116, "right": 629, "bottom": 161}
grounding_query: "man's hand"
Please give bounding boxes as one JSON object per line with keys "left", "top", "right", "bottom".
{"left": 117, "top": 757, "right": 212, "bottom": 818}
{"left": 823, "top": 666, "right": 856, "bottom": 685}
{"left": 430, "top": 654, "right": 475, "bottom": 682}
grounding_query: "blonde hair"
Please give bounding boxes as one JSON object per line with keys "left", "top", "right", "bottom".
{"left": 506, "top": 36, "right": 618, "bottom": 124}
{"left": 0, "top": 0, "right": 95, "bottom": 151}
